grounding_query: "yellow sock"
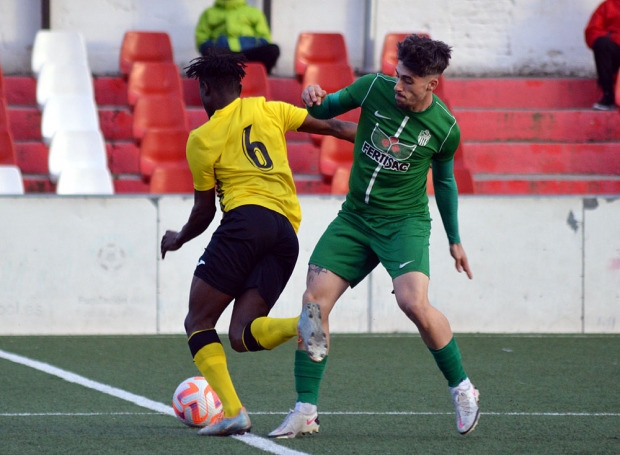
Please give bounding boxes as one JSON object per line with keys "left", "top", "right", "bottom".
{"left": 250, "top": 316, "right": 299, "bottom": 350}
{"left": 193, "top": 342, "right": 242, "bottom": 418}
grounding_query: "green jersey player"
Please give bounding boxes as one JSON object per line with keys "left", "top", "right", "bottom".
{"left": 269, "top": 34, "right": 480, "bottom": 439}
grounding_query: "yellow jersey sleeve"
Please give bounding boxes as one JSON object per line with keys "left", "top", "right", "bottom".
{"left": 186, "top": 128, "right": 217, "bottom": 192}
{"left": 264, "top": 101, "right": 308, "bottom": 132}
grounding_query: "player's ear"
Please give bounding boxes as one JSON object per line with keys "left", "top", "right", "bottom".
{"left": 427, "top": 77, "right": 439, "bottom": 92}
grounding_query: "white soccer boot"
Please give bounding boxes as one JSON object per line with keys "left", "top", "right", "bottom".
{"left": 268, "top": 407, "right": 320, "bottom": 439}
{"left": 450, "top": 379, "right": 480, "bottom": 435}
{"left": 197, "top": 407, "right": 252, "bottom": 436}
{"left": 298, "top": 302, "right": 328, "bottom": 362}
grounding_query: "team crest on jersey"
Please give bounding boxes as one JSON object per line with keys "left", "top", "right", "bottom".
{"left": 360, "top": 123, "right": 418, "bottom": 172}
{"left": 370, "top": 124, "right": 417, "bottom": 160}
{"left": 418, "top": 129, "right": 431, "bottom": 146}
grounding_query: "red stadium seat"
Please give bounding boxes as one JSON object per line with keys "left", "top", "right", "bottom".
{"left": 0, "top": 64, "right": 5, "bottom": 99}
{"left": 301, "top": 63, "right": 355, "bottom": 96}
{"left": 119, "top": 31, "right": 174, "bottom": 78}
{"left": 149, "top": 166, "right": 194, "bottom": 194}
{"left": 453, "top": 143, "right": 475, "bottom": 194}
{"left": 330, "top": 166, "right": 351, "bottom": 195}
{"left": 0, "top": 130, "right": 17, "bottom": 165}
{"left": 140, "top": 128, "right": 189, "bottom": 181}
{"left": 127, "top": 61, "right": 183, "bottom": 108}
{"left": 381, "top": 32, "right": 430, "bottom": 76}
{"left": 0, "top": 98, "right": 9, "bottom": 131}
{"left": 132, "top": 95, "right": 189, "bottom": 142}
{"left": 294, "top": 33, "right": 349, "bottom": 78}
{"left": 301, "top": 63, "right": 359, "bottom": 146}
{"left": 319, "top": 136, "right": 354, "bottom": 182}
{"left": 241, "top": 62, "right": 271, "bottom": 99}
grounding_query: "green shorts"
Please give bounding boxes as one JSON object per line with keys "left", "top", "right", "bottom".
{"left": 309, "top": 209, "right": 431, "bottom": 287}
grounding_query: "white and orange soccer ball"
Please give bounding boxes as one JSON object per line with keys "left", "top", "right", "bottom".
{"left": 172, "top": 376, "right": 224, "bottom": 427}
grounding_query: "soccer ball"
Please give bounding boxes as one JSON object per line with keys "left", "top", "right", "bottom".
{"left": 172, "top": 376, "right": 223, "bottom": 427}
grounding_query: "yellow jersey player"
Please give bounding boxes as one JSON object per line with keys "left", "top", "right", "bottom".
{"left": 160, "top": 50, "right": 356, "bottom": 436}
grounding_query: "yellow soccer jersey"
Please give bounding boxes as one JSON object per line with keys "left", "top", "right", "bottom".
{"left": 186, "top": 97, "right": 308, "bottom": 232}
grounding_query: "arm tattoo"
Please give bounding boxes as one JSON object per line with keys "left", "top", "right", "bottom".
{"left": 307, "top": 264, "right": 328, "bottom": 282}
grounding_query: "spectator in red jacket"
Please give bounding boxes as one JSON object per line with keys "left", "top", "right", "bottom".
{"left": 585, "top": 0, "right": 620, "bottom": 110}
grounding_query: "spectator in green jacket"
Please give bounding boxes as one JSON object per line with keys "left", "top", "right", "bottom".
{"left": 195, "top": 0, "right": 280, "bottom": 74}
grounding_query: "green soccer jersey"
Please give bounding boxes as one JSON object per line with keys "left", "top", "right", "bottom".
{"left": 310, "top": 73, "right": 460, "bottom": 219}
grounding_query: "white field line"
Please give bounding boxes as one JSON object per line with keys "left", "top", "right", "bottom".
{"left": 3, "top": 411, "right": 619, "bottom": 418}
{"left": 251, "top": 411, "right": 620, "bottom": 417}
{"left": 0, "top": 349, "right": 309, "bottom": 455}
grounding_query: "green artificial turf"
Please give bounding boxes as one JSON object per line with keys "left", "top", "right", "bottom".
{"left": 1, "top": 334, "right": 618, "bottom": 454}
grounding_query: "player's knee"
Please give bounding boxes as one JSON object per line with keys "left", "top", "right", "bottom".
{"left": 303, "top": 288, "right": 327, "bottom": 308}
{"left": 184, "top": 314, "right": 197, "bottom": 337}
{"left": 228, "top": 331, "right": 247, "bottom": 352}
{"left": 397, "top": 294, "right": 429, "bottom": 319}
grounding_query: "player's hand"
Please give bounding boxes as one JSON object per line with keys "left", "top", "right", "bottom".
{"left": 161, "top": 230, "right": 182, "bottom": 259}
{"left": 449, "top": 243, "right": 473, "bottom": 279}
{"left": 302, "top": 84, "right": 327, "bottom": 107}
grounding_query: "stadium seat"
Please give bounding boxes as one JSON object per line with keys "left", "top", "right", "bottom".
{"left": 380, "top": 32, "right": 430, "bottom": 76}
{"left": 294, "top": 33, "right": 349, "bottom": 78}
{"left": 149, "top": 166, "right": 194, "bottom": 194}
{"left": 453, "top": 159, "right": 475, "bottom": 194}
{"left": 0, "top": 165, "right": 25, "bottom": 195}
{"left": 36, "top": 62, "right": 94, "bottom": 109}
{"left": 31, "top": 30, "right": 89, "bottom": 77}
{"left": 330, "top": 166, "right": 351, "bottom": 195}
{"left": 132, "top": 95, "right": 189, "bottom": 142}
{"left": 0, "top": 98, "right": 9, "bottom": 131}
{"left": 56, "top": 167, "right": 115, "bottom": 195}
{"left": 241, "top": 62, "right": 271, "bottom": 99}
{"left": 119, "top": 31, "right": 174, "bottom": 78}
{"left": 301, "top": 63, "right": 355, "bottom": 96}
{"left": 41, "top": 94, "right": 100, "bottom": 146}
{"left": 48, "top": 130, "right": 108, "bottom": 183}
{"left": 0, "top": 130, "right": 17, "bottom": 165}
{"left": 319, "top": 136, "right": 354, "bottom": 182}
{"left": 140, "top": 128, "right": 189, "bottom": 181}
{"left": 0, "top": 64, "right": 5, "bottom": 99}
{"left": 127, "top": 61, "right": 183, "bottom": 108}
{"left": 301, "top": 63, "right": 357, "bottom": 146}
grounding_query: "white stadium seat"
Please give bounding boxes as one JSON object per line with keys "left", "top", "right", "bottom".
{"left": 41, "top": 94, "right": 100, "bottom": 146}
{"left": 31, "top": 30, "right": 89, "bottom": 77}
{"left": 0, "top": 165, "right": 25, "bottom": 195}
{"left": 36, "top": 62, "right": 94, "bottom": 110}
{"left": 56, "top": 167, "right": 115, "bottom": 195}
{"left": 48, "top": 130, "right": 108, "bottom": 183}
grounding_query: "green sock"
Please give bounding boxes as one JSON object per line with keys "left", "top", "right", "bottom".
{"left": 429, "top": 337, "right": 467, "bottom": 388}
{"left": 294, "top": 349, "right": 328, "bottom": 405}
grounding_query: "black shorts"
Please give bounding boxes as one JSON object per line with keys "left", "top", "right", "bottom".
{"left": 194, "top": 205, "right": 299, "bottom": 308}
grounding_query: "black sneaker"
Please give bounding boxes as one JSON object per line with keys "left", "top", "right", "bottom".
{"left": 593, "top": 95, "right": 617, "bottom": 111}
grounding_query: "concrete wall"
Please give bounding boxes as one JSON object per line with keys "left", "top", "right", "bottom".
{"left": 1, "top": 195, "right": 618, "bottom": 335}
{"left": 0, "top": 0, "right": 603, "bottom": 77}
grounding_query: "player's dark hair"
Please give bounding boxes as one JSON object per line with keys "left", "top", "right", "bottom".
{"left": 185, "top": 49, "right": 247, "bottom": 93}
{"left": 397, "top": 34, "right": 452, "bottom": 77}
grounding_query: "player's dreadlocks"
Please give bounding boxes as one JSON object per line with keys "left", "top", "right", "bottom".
{"left": 185, "top": 48, "right": 247, "bottom": 93}
{"left": 397, "top": 34, "right": 452, "bottom": 77}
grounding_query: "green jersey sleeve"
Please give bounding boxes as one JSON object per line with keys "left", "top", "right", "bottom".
{"left": 431, "top": 158, "right": 461, "bottom": 244}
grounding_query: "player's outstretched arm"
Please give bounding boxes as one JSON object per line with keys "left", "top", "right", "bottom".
{"left": 161, "top": 188, "right": 216, "bottom": 259}
{"left": 449, "top": 243, "right": 473, "bottom": 279}
{"left": 297, "top": 115, "right": 357, "bottom": 143}
{"left": 302, "top": 84, "right": 327, "bottom": 107}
